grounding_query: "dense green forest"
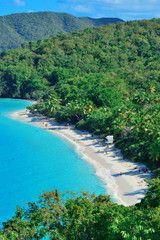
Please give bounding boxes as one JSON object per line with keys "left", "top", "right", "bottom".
{"left": 1, "top": 179, "right": 160, "bottom": 239}
{"left": 0, "top": 18, "right": 160, "bottom": 239}
{"left": 0, "top": 11, "right": 123, "bottom": 51}
{"left": 0, "top": 18, "right": 159, "bottom": 170}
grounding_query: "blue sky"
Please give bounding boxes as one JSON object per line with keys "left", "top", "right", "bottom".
{"left": 0, "top": 0, "right": 159, "bottom": 21}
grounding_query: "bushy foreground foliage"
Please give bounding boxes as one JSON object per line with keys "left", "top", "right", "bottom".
{"left": 0, "top": 178, "right": 159, "bottom": 240}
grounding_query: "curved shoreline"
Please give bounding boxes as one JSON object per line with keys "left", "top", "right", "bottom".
{"left": 9, "top": 109, "right": 152, "bottom": 206}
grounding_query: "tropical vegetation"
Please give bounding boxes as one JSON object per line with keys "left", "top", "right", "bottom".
{"left": 0, "top": 11, "right": 123, "bottom": 51}
{"left": 0, "top": 17, "right": 160, "bottom": 239}
{"left": 0, "top": 178, "right": 160, "bottom": 239}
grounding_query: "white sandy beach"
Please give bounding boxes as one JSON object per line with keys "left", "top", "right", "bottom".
{"left": 9, "top": 109, "right": 152, "bottom": 206}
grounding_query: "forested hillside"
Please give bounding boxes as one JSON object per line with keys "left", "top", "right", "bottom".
{"left": 0, "top": 18, "right": 160, "bottom": 239}
{"left": 0, "top": 11, "right": 123, "bottom": 51}
{"left": 0, "top": 18, "right": 160, "bottom": 170}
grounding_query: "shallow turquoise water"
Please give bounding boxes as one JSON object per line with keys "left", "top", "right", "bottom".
{"left": 0, "top": 99, "right": 106, "bottom": 226}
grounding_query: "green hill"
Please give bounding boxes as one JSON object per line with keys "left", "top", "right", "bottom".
{"left": 0, "top": 17, "right": 160, "bottom": 171}
{"left": 0, "top": 11, "right": 123, "bottom": 51}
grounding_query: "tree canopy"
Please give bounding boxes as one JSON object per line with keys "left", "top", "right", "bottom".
{"left": 1, "top": 179, "right": 160, "bottom": 239}
{"left": 0, "top": 17, "right": 160, "bottom": 239}
{"left": 1, "top": 18, "right": 159, "bottom": 168}
{"left": 0, "top": 11, "right": 123, "bottom": 51}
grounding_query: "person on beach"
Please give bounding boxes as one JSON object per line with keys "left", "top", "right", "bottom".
{"left": 120, "top": 172, "right": 122, "bottom": 176}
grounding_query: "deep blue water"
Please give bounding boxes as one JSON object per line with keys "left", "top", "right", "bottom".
{"left": 0, "top": 99, "right": 106, "bottom": 226}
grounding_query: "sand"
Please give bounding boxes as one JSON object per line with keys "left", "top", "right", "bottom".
{"left": 9, "top": 109, "right": 152, "bottom": 206}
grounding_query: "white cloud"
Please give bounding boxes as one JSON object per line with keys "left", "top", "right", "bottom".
{"left": 100, "top": 0, "right": 123, "bottom": 3}
{"left": 13, "top": 0, "right": 26, "bottom": 7}
{"left": 148, "top": 0, "right": 158, "bottom": 2}
{"left": 60, "top": 0, "right": 160, "bottom": 10}
{"left": 97, "top": 0, "right": 159, "bottom": 9}
{"left": 59, "top": 0, "right": 159, "bottom": 20}
{"left": 72, "top": 5, "right": 93, "bottom": 13}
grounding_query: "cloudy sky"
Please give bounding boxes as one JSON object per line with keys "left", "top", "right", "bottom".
{"left": 0, "top": 0, "right": 159, "bottom": 20}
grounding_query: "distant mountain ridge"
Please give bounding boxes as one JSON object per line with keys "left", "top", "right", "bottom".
{"left": 0, "top": 11, "right": 124, "bottom": 51}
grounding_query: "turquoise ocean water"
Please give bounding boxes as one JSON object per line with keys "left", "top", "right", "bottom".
{"left": 0, "top": 99, "right": 106, "bottom": 226}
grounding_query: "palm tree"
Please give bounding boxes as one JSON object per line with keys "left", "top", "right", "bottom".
{"left": 46, "top": 95, "right": 61, "bottom": 115}
{"left": 148, "top": 140, "right": 160, "bottom": 163}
